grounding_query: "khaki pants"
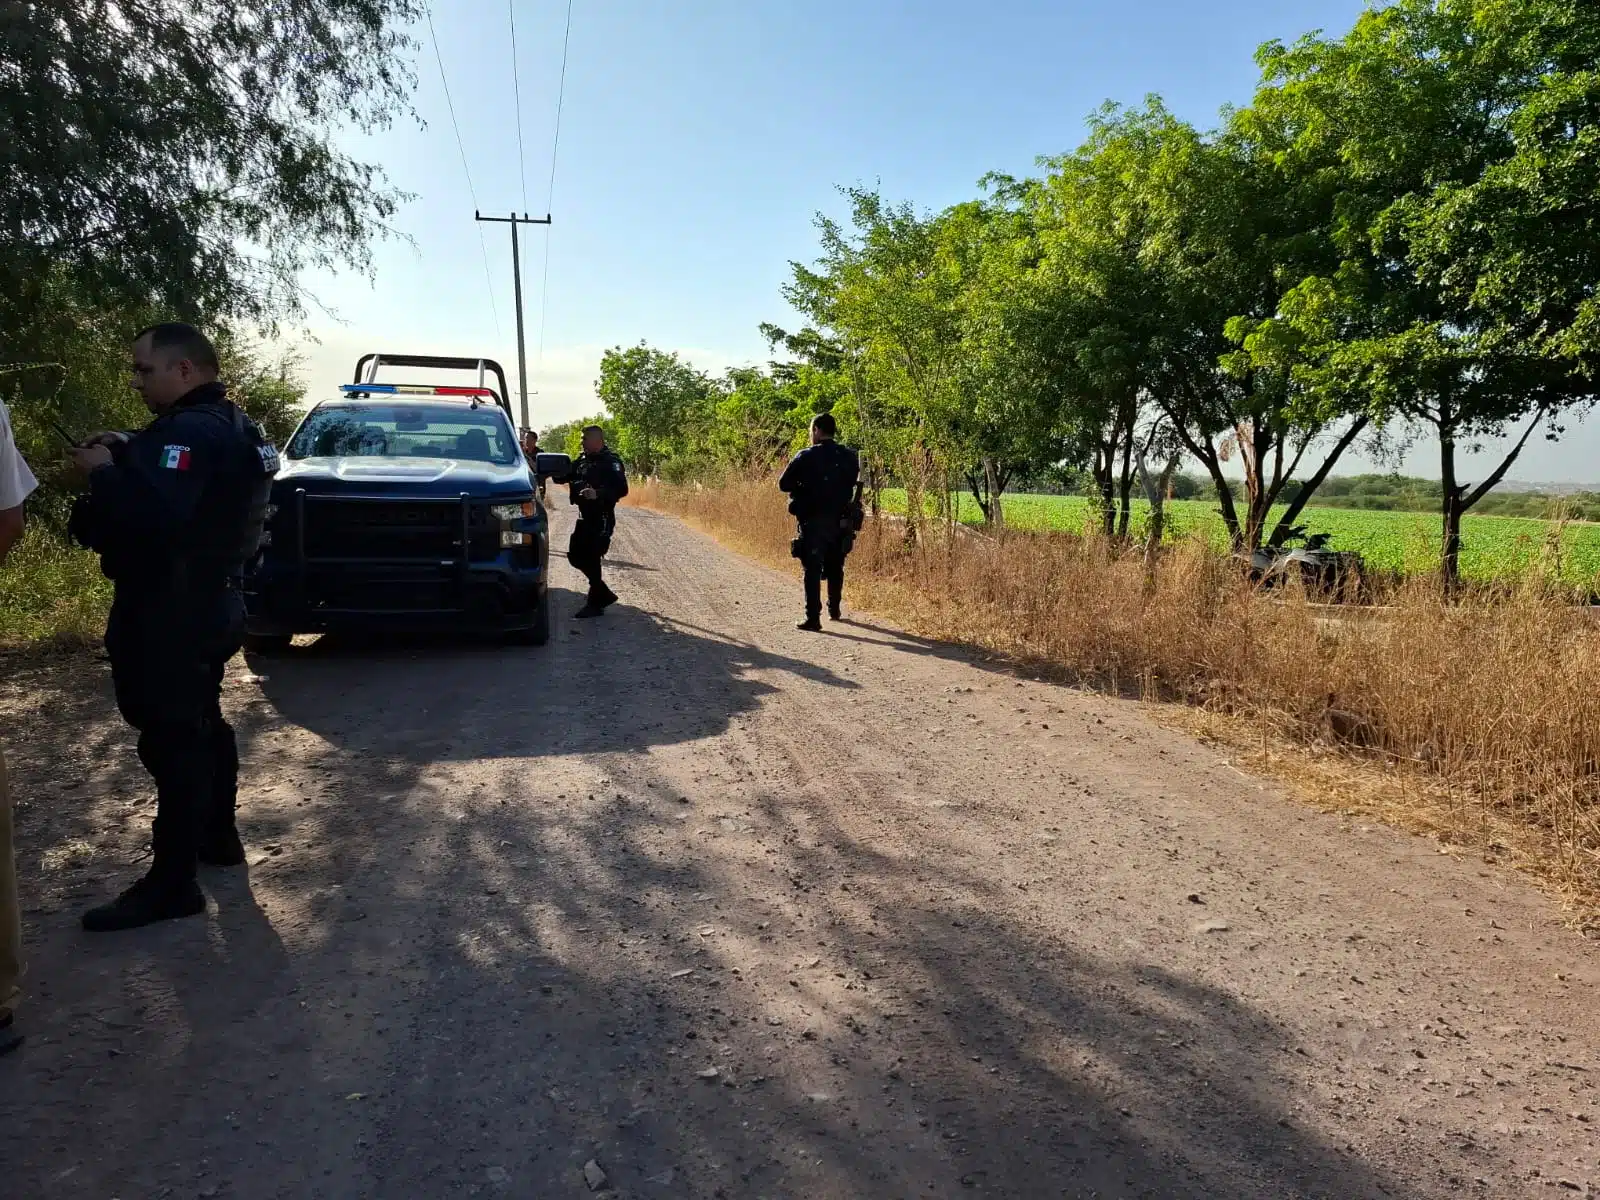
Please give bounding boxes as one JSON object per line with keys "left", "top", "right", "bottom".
{"left": 0, "top": 743, "right": 21, "bottom": 1015}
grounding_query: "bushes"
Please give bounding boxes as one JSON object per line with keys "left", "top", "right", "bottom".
{"left": 0, "top": 523, "right": 110, "bottom": 646}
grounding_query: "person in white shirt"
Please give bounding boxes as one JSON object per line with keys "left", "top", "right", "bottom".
{"left": 0, "top": 394, "right": 38, "bottom": 1056}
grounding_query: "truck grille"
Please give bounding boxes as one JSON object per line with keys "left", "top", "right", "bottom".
{"left": 296, "top": 496, "right": 498, "bottom": 561}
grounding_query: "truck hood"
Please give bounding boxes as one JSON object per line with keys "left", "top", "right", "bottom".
{"left": 274, "top": 456, "right": 534, "bottom": 498}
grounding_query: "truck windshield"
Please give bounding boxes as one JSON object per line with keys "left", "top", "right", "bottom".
{"left": 287, "top": 403, "right": 519, "bottom": 465}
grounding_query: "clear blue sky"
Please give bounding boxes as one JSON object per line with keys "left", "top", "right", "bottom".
{"left": 288, "top": 0, "right": 1598, "bottom": 483}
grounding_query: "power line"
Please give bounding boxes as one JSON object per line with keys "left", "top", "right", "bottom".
{"left": 545, "top": 0, "right": 574, "bottom": 214}
{"left": 508, "top": 0, "right": 530, "bottom": 212}
{"left": 424, "top": 4, "right": 502, "bottom": 339}
{"left": 535, "top": 0, "right": 575, "bottom": 375}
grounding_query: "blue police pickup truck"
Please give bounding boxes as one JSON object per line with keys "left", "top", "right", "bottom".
{"left": 242, "top": 352, "right": 571, "bottom": 651}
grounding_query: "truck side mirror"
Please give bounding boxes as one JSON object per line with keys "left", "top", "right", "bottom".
{"left": 535, "top": 452, "right": 573, "bottom": 482}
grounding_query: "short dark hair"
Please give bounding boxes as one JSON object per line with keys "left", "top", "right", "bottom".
{"left": 582, "top": 424, "right": 606, "bottom": 439}
{"left": 811, "top": 412, "right": 837, "bottom": 438}
{"left": 134, "top": 322, "right": 220, "bottom": 372}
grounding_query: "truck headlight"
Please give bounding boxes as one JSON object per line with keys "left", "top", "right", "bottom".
{"left": 500, "top": 531, "right": 531, "bottom": 547}
{"left": 490, "top": 501, "right": 536, "bottom": 521}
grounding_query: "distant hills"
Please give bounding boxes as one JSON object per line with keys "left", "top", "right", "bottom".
{"left": 1491, "top": 479, "right": 1600, "bottom": 495}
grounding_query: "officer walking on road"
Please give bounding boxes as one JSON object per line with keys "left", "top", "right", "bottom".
{"left": 66, "top": 323, "right": 277, "bottom": 932}
{"left": 778, "top": 413, "right": 860, "bottom": 632}
{"left": 568, "top": 425, "right": 629, "bottom": 618}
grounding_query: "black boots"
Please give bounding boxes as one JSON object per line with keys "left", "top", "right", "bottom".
{"left": 82, "top": 874, "right": 206, "bottom": 933}
{"left": 576, "top": 584, "right": 618, "bottom": 619}
{"left": 197, "top": 826, "right": 246, "bottom": 867}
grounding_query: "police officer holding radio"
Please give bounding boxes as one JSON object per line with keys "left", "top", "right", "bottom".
{"left": 778, "top": 412, "right": 860, "bottom": 631}
{"left": 66, "top": 323, "right": 277, "bottom": 932}
{"left": 568, "top": 424, "right": 629, "bottom": 618}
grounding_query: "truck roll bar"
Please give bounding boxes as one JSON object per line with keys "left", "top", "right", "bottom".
{"left": 352, "top": 354, "right": 514, "bottom": 421}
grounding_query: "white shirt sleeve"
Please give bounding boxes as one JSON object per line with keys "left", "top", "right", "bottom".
{"left": 0, "top": 398, "right": 40, "bottom": 512}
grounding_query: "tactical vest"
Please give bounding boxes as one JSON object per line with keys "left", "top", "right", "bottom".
{"left": 191, "top": 401, "right": 278, "bottom": 574}
{"left": 231, "top": 404, "right": 279, "bottom": 566}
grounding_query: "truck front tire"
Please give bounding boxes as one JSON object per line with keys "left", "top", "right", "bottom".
{"left": 509, "top": 591, "right": 550, "bottom": 646}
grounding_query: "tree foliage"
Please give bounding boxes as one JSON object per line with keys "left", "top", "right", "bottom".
{"left": 1247, "top": 0, "right": 1600, "bottom": 584}
{"left": 1, "top": 0, "right": 420, "bottom": 332}
{"left": 577, "top": 1, "right": 1596, "bottom": 584}
{"left": 1, "top": 0, "right": 422, "bottom": 539}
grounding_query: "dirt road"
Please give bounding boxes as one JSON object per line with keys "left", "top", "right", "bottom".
{"left": 2, "top": 500, "right": 1596, "bottom": 1199}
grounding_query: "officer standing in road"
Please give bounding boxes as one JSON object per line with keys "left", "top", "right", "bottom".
{"left": 567, "top": 424, "right": 628, "bottom": 618}
{"left": 521, "top": 428, "right": 546, "bottom": 503}
{"left": 778, "top": 412, "right": 860, "bottom": 631}
{"left": 66, "top": 323, "right": 277, "bottom": 932}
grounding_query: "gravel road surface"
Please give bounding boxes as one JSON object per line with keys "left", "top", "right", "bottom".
{"left": 1, "top": 498, "right": 1596, "bottom": 1199}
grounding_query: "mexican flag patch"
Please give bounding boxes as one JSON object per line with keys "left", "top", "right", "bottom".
{"left": 161, "top": 445, "right": 192, "bottom": 470}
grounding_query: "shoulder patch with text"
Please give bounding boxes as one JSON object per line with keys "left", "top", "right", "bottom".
{"left": 257, "top": 444, "right": 281, "bottom": 473}
{"left": 161, "top": 445, "right": 192, "bottom": 471}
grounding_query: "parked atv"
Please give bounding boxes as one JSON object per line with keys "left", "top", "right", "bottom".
{"left": 1242, "top": 526, "right": 1365, "bottom": 599}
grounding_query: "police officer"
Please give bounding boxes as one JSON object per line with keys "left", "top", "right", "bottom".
{"left": 521, "top": 428, "right": 546, "bottom": 503}
{"left": 778, "top": 412, "right": 860, "bottom": 631}
{"left": 567, "top": 425, "right": 629, "bottom": 618}
{"left": 66, "top": 323, "right": 277, "bottom": 932}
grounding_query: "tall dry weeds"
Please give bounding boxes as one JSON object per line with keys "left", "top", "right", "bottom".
{"left": 631, "top": 478, "right": 1600, "bottom": 919}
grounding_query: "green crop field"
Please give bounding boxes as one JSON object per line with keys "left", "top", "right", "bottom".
{"left": 877, "top": 490, "right": 1600, "bottom": 586}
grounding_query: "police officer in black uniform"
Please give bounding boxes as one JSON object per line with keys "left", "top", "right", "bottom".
{"left": 778, "top": 412, "right": 860, "bottom": 631}
{"left": 567, "top": 424, "right": 629, "bottom": 618}
{"left": 67, "top": 323, "right": 277, "bottom": 932}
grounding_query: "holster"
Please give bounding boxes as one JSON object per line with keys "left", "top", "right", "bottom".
{"left": 67, "top": 493, "right": 98, "bottom": 551}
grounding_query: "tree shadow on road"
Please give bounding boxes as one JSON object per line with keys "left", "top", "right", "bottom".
{"left": 1, "top": 593, "right": 1431, "bottom": 1199}
{"left": 244, "top": 585, "right": 859, "bottom": 765}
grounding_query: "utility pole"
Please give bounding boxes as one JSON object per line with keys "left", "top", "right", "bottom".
{"left": 475, "top": 210, "right": 552, "bottom": 432}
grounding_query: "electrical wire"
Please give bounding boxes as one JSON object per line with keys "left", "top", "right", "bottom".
{"left": 424, "top": 4, "right": 502, "bottom": 338}
{"left": 534, "top": 0, "right": 575, "bottom": 374}
{"left": 508, "top": 0, "right": 530, "bottom": 213}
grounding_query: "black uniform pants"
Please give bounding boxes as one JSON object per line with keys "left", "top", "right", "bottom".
{"left": 799, "top": 518, "right": 847, "bottom": 619}
{"left": 569, "top": 515, "right": 616, "bottom": 604}
{"left": 105, "top": 588, "right": 245, "bottom": 884}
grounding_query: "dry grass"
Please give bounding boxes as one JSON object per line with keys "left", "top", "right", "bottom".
{"left": 631, "top": 477, "right": 1600, "bottom": 927}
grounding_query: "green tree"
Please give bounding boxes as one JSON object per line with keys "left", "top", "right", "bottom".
{"left": 937, "top": 192, "right": 1077, "bottom": 526}
{"left": 1031, "top": 100, "right": 1367, "bottom": 550}
{"left": 595, "top": 343, "right": 716, "bottom": 476}
{"left": 784, "top": 189, "right": 973, "bottom": 536}
{"left": 2, "top": 0, "right": 419, "bottom": 334}
{"left": 708, "top": 367, "right": 810, "bottom": 475}
{"left": 1251, "top": 0, "right": 1600, "bottom": 586}
{"left": 1, "top": 0, "right": 419, "bottom": 529}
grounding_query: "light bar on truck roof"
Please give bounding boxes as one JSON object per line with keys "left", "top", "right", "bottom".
{"left": 338, "top": 383, "right": 496, "bottom": 398}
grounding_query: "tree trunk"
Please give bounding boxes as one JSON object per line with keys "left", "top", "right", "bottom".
{"left": 1238, "top": 420, "right": 1274, "bottom": 552}
{"left": 1266, "top": 416, "right": 1371, "bottom": 547}
{"left": 1116, "top": 429, "right": 1134, "bottom": 541}
{"left": 1135, "top": 445, "right": 1179, "bottom": 576}
{"left": 903, "top": 448, "right": 923, "bottom": 548}
{"left": 965, "top": 470, "right": 986, "bottom": 520}
{"left": 1165, "top": 414, "right": 1244, "bottom": 547}
{"left": 982, "top": 456, "right": 1005, "bottom": 527}
{"left": 1092, "top": 440, "right": 1117, "bottom": 538}
{"left": 1440, "top": 432, "right": 1464, "bottom": 595}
